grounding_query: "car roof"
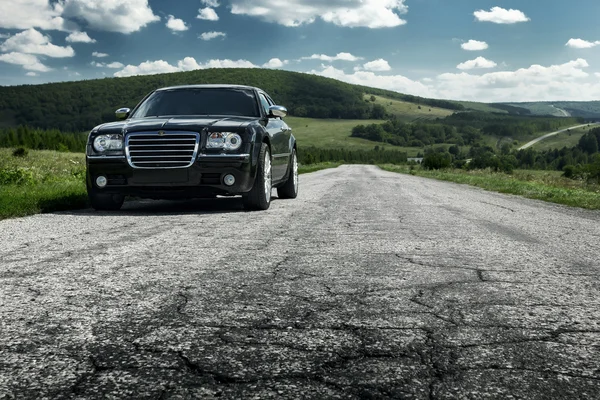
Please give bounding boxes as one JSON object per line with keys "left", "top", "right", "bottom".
{"left": 156, "top": 84, "right": 261, "bottom": 91}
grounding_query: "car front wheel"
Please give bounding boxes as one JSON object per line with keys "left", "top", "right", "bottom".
{"left": 243, "top": 143, "right": 272, "bottom": 211}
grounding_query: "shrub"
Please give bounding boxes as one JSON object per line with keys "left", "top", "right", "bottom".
{"left": 12, "top": 147, "right": 28, "bottom": 157}
{"left": 0, "top": 167, "right": 35, "bottom": 185}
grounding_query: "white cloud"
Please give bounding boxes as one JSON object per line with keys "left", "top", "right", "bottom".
{"left": 362, "top": 59, "right": 391, "bottom": 72}
{"left": 114, "top": 57, "right": 258, "bottom": 77}
{"left": 92, "top": 51, "right": 108, "bottom": 58}
{"left": 436, "top": 59, "right": 597, "bottom": 102}
{"left": 92, "top": 61, "right": 124, "bottom": 68}
{"left": 106, "top": 62, "right": 124, "bottom": 68}
{"left": 263, "top": 58, "right": 289, "bottom": 68}
{"left": 197, "top": 7, "right": 219, "bottom": 21}
{"left": 201, "top": 0, "right": 220, "bottom": 6}
{"left": 166, "top": 15, "right": 188, "bottom": 32}
{"left": 230, "top": 0, "right": 408, "bottom": 28}
{"left": 0, "top": 0, "right": 67, "bottom": 31}
{"left": 311, "top": 65, "right": 434, "bottom": 98}
{"left": 457, "top": 57, "right": 497, "bottom": 70}
{"left": 26, "top": 71, "right": 38, "bottom": 76}
{"left": 66, "top": 31, "right": 96, "bottom": 43}
{"left": 0, "top": 34, "right": 11, "bottom": 39}
{"left": 0, "top": 29, "right": 74, "bottom": 57}
{"left": 461, "top": 40, "right": 488, "bottom": 51}
{"left": 302, "top": 52, "right": 363, "bottom": 62}
{"left": 566, "top": 38, "right": 600, "bottom": 49}
{"left": 61, "top": 0, "right": 160, "bottom": 34}
{"left": 199, "top": 31, "right": 226, "bottom": 41}
{"left": 474, "top": 7, "right": 530, "bottom": 24}
{"left": 0, "top": 52, "right": 51, "bottom": 71}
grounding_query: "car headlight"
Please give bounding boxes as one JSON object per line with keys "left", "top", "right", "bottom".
{"left": 206, "top": 132, "right": 242, "bottom": 151}
{"left": 93, "top": 134, "right": 124, "bottom": 152}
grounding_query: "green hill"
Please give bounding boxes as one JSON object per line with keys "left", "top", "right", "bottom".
{"left": 0, "top": 68, "right": 466, "bottom": 132}
{"left": 502, "top": 101, "right": 600, "bottom": 119}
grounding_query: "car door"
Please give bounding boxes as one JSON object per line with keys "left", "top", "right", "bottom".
{"left": 258, "top": 92, "right": 287, "bottom": 181}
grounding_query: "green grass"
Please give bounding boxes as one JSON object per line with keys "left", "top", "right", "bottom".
{"left": 379, "top": 165, "right": 600, "bottom": 210}
{"left": 0, "top": 148, "right": 87, "bottom": 219}
{"left": 456, "top": 101, "right": 508, "bottom": 114}
{"left": 286, "top": 117, "right": 399, "bottom": 150}
{"left": 526, "top": 126, "right": 588, "bottom": 151}
{"left": 298, "top": 162, "right": 342, "bottom": 174}
{"left": 367, "top": 95, "right": 455, "bottom": 121}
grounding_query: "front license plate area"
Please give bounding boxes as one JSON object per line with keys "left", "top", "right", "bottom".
{"left": 131, "top": 169, "right": 189, "bottom": 184}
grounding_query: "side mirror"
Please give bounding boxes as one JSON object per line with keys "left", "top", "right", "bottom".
{"left": 269, "top": 105, "right": 287, "bottom": 118}
{"left": 115, "top": 108, "right": 131, "bottom": 120}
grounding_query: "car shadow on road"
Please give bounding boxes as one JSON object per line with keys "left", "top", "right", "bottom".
{"left": 60, "top": 196, "right": 281, "bottom": 217}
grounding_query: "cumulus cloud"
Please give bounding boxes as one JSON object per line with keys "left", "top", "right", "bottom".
{"left": 0, "top": 0, "right": 67, "bottom": 30}
{"left": 114, "top": 57, "right": 258, "bottom": 77}
{"left": 166, "top": 15, "right": 188, "bottom": 32}
{"left": 461, "top": 40, "right": 488, "bottom": 51}
{"left": 566, "top": 38, "right": 600, "bottom": 49}
{"left": 199, "top": 31, "right": 226, "bottom": 41}
{"left": 61, "top": 0, "right": 160, "bottom": 34}
{"left": 201, "top": 0, "right": 220, "bottom": 6}
{"left": 263, "top": 58, "right": 289, "bottom": 68}
{"left": 92, "top": 51, "right": 108, "bottom": 58}
{"left": 311, "top": 65, "right": 434, "bottom": 98}
{"left": 0, "top": 29, "right": 74, "bottom": 57}
{"left": 474, "top": 7, "right": 530, "bottom": 24}
{"left": 0, "top": 52, "right": 51, "bottom": 71}
{"left": 26, "top": 71, "right": 38, "bottom": 76}
{"left": 197, "top": 7, "right": 219, "bottom": 21}
{"left": 92, "top": 61, "right": 124, "bottom": 68}
{"left": 230, "top": 0, "right": 408, "bottom": 28}
{"left": 362, "top": 59, "right": 391, "bottom": 72}
{"left": 457, "top": 57, "right": 497, "bottom": 70}
{"left": 301, "top": 52, "right": 363, "bottom": 62}
{"left": 436, "top": 59, "right": 596, "bottom": 102}
{"left": 66, "top": 31, "right": 96, "bottom": 43}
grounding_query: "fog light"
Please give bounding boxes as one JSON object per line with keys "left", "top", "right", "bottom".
{"left": 96, "top": 175, "right": 108, "bottom": 188}
{"left": 223, "top": 174, "right": 235, "bottom": 186}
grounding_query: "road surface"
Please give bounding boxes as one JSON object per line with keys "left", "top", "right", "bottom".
{"left": 519, "top": 123, "right": 595, "bottom": 150}
{"left": 1, "top": 165, "right": 599, "bottom": 399}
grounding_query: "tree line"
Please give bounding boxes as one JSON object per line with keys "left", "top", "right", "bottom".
{"left": 0, "top": 68, "right": 462, "bottom": 132}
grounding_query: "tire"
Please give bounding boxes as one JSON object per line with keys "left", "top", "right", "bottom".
{"left": 88, "top": 188, "right": 125, "bottom": 211}
{"left": 243, "top": 143, "right": 272, "bottom": 211}
{"left": 277, "top": 149, "right": 298, "bottom": 199}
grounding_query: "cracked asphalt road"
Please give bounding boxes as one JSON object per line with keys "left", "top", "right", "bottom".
{"left": 1, "top": 165, "right": 599, "bottom": 399}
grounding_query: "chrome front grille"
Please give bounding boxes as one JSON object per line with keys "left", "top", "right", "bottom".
{"left": 126, "top": 131, "right": 200, "bottom": 169}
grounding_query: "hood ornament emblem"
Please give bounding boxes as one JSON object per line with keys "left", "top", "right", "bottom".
{"left": 158, "top": 130, "right": 165, "bottom": 136}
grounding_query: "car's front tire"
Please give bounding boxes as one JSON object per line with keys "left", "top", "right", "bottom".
{"left": 243, "top": 143, "right": 272, "bottom": 211}
{"left": 277, "top": 149, "right": 298, "bottom": 199}
{"left": 88, "top": 187, "right": 125, "bottom": 211}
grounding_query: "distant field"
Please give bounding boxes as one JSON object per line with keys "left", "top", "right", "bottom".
{"left": 505, "top": 103, "right": 566, "bottom": 117}
{"left": 286, "top": 117, "right": 395, "bottom": 150}
{"left": 527, "top": 126, "right": 588, "bottom": 151}
{"left": 456, "top": 101, "right": 507, "bottom": 114}
{"left": 367, "top": 95, "right": 455, "bottom": 121}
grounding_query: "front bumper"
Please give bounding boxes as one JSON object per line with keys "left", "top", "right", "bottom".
{"left": 86, "top": 154, "right": 255, "bottom": 199}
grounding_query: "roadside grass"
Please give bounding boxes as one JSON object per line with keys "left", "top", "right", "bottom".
{"left": 379, "top": 164, "right": 600, "bottom": 210}
{"left": 366, "top": 95, "right": 455, "bottom": 122}
{"left": 0, "top": 148, "right": 87, "bottom": 219}
{"left": 298, "top": 162, "right": 342, "bottom": 174}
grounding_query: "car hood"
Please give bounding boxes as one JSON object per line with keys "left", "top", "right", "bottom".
{"left": 95, "top": 116, "right": 256, "bottom": 134}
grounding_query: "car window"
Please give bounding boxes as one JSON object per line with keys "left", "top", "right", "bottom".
{"left": 132, "top": 88, "right": 260, "bottom": 118}
{"left": 258, "top": 93, "right": 271, "bottom": 116}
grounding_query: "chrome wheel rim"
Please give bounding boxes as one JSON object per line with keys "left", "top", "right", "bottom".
{"left": 292, "top": 152, "right": 298, "bottom": 193}
{"left": 264, "top": 150, "right": 272, "bottom": 201}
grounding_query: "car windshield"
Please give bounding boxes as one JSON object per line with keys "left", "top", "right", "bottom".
{"left": 131, "top": 88, "right": 260, "bottom": 118}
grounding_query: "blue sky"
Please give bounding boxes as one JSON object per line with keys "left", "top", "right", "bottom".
{"left": 1, "top": 0, "right": 599, "bottom": 102}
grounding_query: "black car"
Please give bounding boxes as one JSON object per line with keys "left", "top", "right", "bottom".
{"left": 85, "top": 85, "right": 298, "bottom": 211}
